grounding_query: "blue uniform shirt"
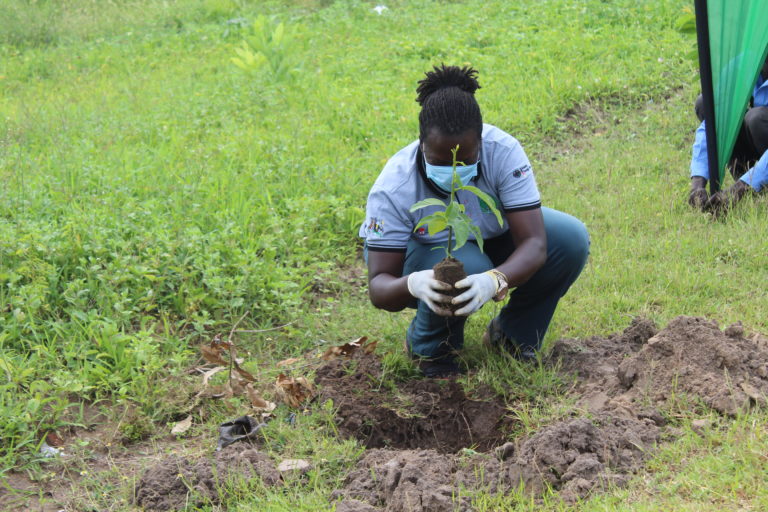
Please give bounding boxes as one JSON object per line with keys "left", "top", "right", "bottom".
{"left": 691, "top": 74, "right": 768, "bottom": 191}
{"left": 360, "top": 124, "right": 541, "bottom": 251}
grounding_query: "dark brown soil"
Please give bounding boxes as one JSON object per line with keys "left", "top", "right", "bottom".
{"left": 433, "top": 256, "right": 467, "bottom": 311}
{"left": 328, "top": 315, "right": 768, "bottom": 510}
{"left": 316, "top": 351, "right": 510, "bottom": 453}
{"left": 134, "top": 444, "right": 281, "bottom": 511}
{"left": 551, "top": 315, "right": 768, "bottom": 417}
{"left": 129, "top": 315, "right": 768, "bottom": 511}
{"left": 333, "top": 412, "right": 659, "bottom": 510}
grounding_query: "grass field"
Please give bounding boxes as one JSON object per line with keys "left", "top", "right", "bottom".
{"left": 2, "top": 0, "right": 768, "bottom": 510}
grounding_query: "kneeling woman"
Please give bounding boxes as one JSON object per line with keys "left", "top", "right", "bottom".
{"left": 360, "top": 65, "right": 589, "bottom": 377}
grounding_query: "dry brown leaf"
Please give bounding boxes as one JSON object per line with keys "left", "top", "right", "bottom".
{"left": 171, "top": 415, "right": 193, "bottom": 435}
{"left": 363, "top": 339, "right": 379, "bottom": 354}
{"left": 228, "top": 375, "right": 249, "bottom": 396}
{"left": 275, "top": 373, "right": 315, "bottom": 408}
{"left": 45, "top": 431, "right": 64, "bottom": 447}
{"left": 233, "top": 364, "right": 256, "bottom": 382}
{"left": 321, "top": 336, "right": 370, "bottom": 360}
{"left": 277, "top": 357, "right": 302, "bottom": 367}
{"left": 246, "top": 384, "right": 277, "bottom": 413}
{"left": 200, "top": 344, "right": 228, "bottom": 366}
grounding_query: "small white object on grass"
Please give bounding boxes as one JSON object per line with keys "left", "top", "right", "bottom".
{"left": 40, "top": 442, "right": 62, "bottom": 458}
{"left": 373, "top": 5, "right": 388, "bottom": 14}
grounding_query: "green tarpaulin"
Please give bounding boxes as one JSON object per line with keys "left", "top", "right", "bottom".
{"left": 695, "top": 0, "right": 768, "bottom": 191}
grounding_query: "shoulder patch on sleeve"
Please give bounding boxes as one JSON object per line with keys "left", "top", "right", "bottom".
{"left": 511, "top": 164, "right": 532, "bottom": 178}
{"left": 364, "top": 217, "right": 385, "bottom": 237}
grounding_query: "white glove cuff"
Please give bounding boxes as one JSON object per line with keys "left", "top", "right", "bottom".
{"left": 406, "top": 273, "right": 417, "bottom": 297}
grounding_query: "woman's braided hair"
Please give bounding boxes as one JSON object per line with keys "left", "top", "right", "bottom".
{"left": 416, "top": 64, "right": 482, "bottom": 141}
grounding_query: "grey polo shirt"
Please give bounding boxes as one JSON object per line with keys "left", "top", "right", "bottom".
{"left": 360, "top": 124, "right": 541, "bottom": 252}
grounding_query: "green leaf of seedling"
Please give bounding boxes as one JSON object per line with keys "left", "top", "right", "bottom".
{"left": 410, "top": 198, "right": 447, "bottom": 212}
{"left": 414, "top": 212, "right": 444, "bottom": 230}
{"left": 452, "top": 220, "right": 470, "bottom": 252}
{"left": 469, "top": 224, "right": 484, "bottom": 253}
{"left": 444, "top": 202, "right": 460, "bottom": 224}
{"left": 414, "top": 212, "right": 447, "bottom": 236}
{"left": 427, "top": 218, "right": 447, "bottom": 236}
{"left": 459, "top": 185, "right": 503, "bottom": 227}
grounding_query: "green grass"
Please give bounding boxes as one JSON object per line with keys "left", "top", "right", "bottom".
{"left": 3, "top": 0, "right": 768, "bottom": 510}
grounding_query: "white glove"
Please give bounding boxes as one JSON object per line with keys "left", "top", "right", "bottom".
{"left": 453, "top": 273, "right": 497, "bottom": 316}
{"left": 407, "top": 269, "right": 453, "bottom": 316}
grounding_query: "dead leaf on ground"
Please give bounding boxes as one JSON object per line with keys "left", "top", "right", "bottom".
{"left": 45, "top": 431, "right": 64, "bottom": 447}
{"left": 246, "top": 384, "right": 277, "bottom": 413}
{"left": 275, "top": 373, "right": 315, "bottom": 408}
{"left": 171, "top": 415, "right": 193, "bottom": 435}
{"left": 321, "top": 336, "right": 378, "bottom": 360}
{"left": 277, "top": 357, "right": 302, "bottom": 367}
{"left": 233, "top": 364, "right": 256, "bottom": 382}
{"left": 200, "top": 344, "right": 228, "bottom": 366}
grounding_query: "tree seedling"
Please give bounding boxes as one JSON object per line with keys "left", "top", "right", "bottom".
{"left": 409, "top": 145, "right": 503, "bottom": 309}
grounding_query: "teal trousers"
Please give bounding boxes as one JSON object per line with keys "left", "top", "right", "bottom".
{"left": 402, "top": 207, "right": 589, "bottom": 359}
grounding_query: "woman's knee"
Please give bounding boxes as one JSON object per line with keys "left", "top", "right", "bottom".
{"left": 543, "top": 209, "right": 590, "bottom": 269}
{"left": 561, "top": 219, "right": 590, "bottom": 270}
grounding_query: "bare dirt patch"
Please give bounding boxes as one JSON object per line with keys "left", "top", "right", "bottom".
{"left": 315, "top": 351, "right": 511, "bottom": 453}
{"left": 552, "top": 315, "right": 768, "bottom": 416}
{"left": 26, "top": 315, "right": 768, "bottom": 511}
{"left": 134, "top": 444, "right": 281, "bottom": 511}
{"left": 330, "top": 315, "right": 768, "bottom": 510}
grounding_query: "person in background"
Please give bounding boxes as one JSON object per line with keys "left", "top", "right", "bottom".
{"left": 359, "top": 65, "right": 589, "bottom": 377}
{"left": 689, "top": 56, "right": 768, "bottom": 213}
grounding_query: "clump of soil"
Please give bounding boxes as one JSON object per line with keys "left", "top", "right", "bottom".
{"left": 332, "top": 413, "right": 658, "bottom": 510}
{"left": 503, "top": 414, "right": 659, "bottom": 502}
{"left": 433, "top": 256, "right": 467, "bottom": 311}
{"left": 552, "top": 315, "right": 768, "bottom": 416}
{"left": 316, "top": 351, "right": 510, "bottom": 453}
{"left": 333, "top": 449, "right": 484, "bottom": 512}
{"left": 134, "top": 445, "right": 281, "bottom": 511}
{"left": 328, "top": 315, "right": 768, "bottom": 510}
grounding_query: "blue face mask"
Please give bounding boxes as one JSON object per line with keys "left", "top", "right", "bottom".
{"left": 423, "top": 152, "right": 479, "bottom": 192}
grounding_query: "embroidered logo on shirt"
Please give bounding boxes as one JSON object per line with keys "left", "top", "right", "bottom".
{"left": 367, "top": 217, "right": 384, "bottom": 237}
{"left": 512, "top": 164, "right": 531, "bottom": 178}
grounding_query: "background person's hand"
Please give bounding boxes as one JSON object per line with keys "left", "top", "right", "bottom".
{"left": 452, "top": 273, "right": 497, "bottom": 316}
{"left": 688, "top": 187, "right": 708, "bottom": 209}
{"left": 705, "top": 180, "right": 751, "bottom": 216}
{"left": 407, "top": 269, "right": 453, "bottom": 316}
{"left": 688, "top": 176, "right": 708, "bottom": 209}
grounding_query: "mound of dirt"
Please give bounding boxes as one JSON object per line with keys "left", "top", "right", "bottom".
{"left": 316, "top": 352, "right": 510, "bottom": 453}
{"left": 552, "top": 316, "right": 768, "bottom": 416}
{"left": 330, "top": 315, "right": 768, "bottom": 509}
{"left": 333, "top": 449, "right": 479, "bottom": 512}
{"left": 332, "top": 413, "right": 659, "bottom": 510}
{"left": 503, "top": 414, "right": 659, "bottom": 502}
{"left": 134, "top": 445, "right": 281, "bottom": 511}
